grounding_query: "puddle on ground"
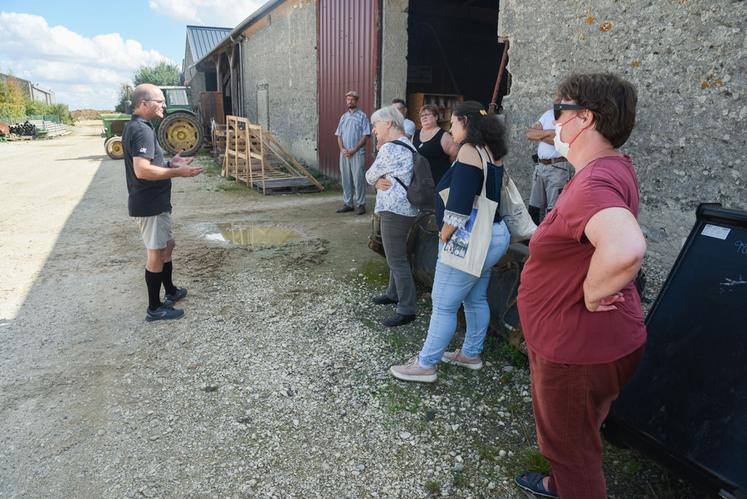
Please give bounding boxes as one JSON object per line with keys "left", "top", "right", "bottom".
{"left": 206, "top": 223, "right": 301, "bottom": 248}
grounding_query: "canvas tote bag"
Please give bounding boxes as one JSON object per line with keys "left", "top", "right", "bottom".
{"left": 499, "top": 172, "right": 537, "bottom": 243}
{"left": 439, "top": 147, "right": 498, "bottom": 277}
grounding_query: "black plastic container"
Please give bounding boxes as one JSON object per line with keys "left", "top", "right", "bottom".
{"left": 606, "top": 204, "right": 747, "bottom": 498}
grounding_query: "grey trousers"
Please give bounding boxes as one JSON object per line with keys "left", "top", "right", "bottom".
{"left": 339, "top": 153, "right": 366, "bottom": 208}
{"left": 528, "top": 162, "right": 573, "bottom": 210}
{"left": 380, "top": 211, "right": 417, "bottom": 315}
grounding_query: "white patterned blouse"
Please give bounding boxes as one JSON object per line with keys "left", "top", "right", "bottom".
{"left": 365, "top": 136, "right": 419, "bottom": 217}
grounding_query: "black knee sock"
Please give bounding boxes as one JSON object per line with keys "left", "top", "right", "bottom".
{"left": 145, "top": 269, "right": 163, "bottom": 311}
{"left": 528, "top": 205, "right": 541, "bottom": 226}
{"left": 162, "top": 261, "right": 177, "bottom": 295}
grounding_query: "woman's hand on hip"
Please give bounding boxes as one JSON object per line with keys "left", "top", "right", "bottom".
{"left": 375, "top": 178, "right": 392, "bottom": 191}
{"left": 585, "top": 291, "right": 625, "bottom": 312}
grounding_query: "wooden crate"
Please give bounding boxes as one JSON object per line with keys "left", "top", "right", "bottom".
{"left": 221, "top": 115, "right": 324, "bottom": 195}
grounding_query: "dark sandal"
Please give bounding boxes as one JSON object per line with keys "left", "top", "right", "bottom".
{"left": 514, "top": 471, "right": 558, "bottom": 498}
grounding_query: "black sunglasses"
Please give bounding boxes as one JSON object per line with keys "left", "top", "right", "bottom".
{"left": 554, "top": 103, "right": 584, "bottom": 120}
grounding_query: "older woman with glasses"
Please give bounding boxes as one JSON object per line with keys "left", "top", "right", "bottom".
{"left": 514, "top": 73, "right": 646, "bottom": 499}
{"left": 413, "top": 104, "right": 458, "bottom": 185}
{"left": 365, "top": 105, "right": 420, "bottom": 327}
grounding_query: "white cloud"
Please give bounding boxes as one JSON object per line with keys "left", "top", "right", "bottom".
{"left": 148, "top": 0, "right": 264, "bottom": 27}
{"left": 0, "top": 12, "right": 171, "bottom": 110}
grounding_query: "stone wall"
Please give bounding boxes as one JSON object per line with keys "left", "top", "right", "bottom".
{"left": 498, "top": 0, "right": 746, "bottom": 270}
{"left": 380, "top": 0, "right": 409, "bottom": 108}
{"left": 240, "top": 0, "right": 318, "bottom": 167}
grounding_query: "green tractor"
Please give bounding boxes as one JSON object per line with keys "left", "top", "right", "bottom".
{"left": 101, "top": 86, "right": 204, "bottom": 160}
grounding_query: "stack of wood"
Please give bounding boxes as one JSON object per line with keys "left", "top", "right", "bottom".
{"left": 211, "top": 123, "right": 227, "bottom": 162}
{"left": 222, "top": 115, "right": 324, "bottom": 195}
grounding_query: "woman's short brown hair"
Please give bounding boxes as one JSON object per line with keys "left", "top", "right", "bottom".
{"left": 557, "top": 73, "right": 637, "bottom": 148}
{"left": 419, "top": 104, "right": 440, "bottom": 119}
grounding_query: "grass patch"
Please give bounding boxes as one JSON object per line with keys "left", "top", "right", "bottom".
{"left": 424, "top": 480, "right": 441, "bottom": 495}
{"left": 452, "top": 470, "right": 468, "bottom": 487}
{"left": 505, "top": 447, "right": 551, "bottom": 476}
{"left": 308, "top": 167, "right": 341, "bottom": 191}
{"left": 373, "top": 383, "right": 422, "bottom": 414}
{"left": 360, "top": 257, "right": 389, "bottom": 285}
{"left": 497, "top": 340, "right": 528, "bottom": 369}
{"left": 475, "top": 441, "right": 499, "bottom": 463}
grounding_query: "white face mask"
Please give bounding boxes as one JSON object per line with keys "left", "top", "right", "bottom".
{"left": 554, "top": 123, "right": 570, "bottom": 157}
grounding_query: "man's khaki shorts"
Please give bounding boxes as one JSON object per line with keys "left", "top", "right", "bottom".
{"left": 134, "top": 212, "right": 173, "bottom": 250}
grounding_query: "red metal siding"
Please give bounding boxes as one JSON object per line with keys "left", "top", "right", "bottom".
{"left": 317, "top": 0, "right": 380, "bottom": 177}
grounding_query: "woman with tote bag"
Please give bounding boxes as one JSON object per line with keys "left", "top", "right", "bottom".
{"left": 389, "top": 101, "right": 510, "bottom": 383}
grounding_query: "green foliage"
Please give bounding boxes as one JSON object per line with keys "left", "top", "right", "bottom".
{"left": 0, "top": 79, "right": 27, "bottom": 122}
{"left": 25, "top": 99, "right": 50, "bottom": 116}
{"left": 134, "top": 62, "right": 180, "bottom": 87}
{"left": 47, "top": 103, "right": 74, "bottom": 125}
{"left": 115, "top": 83, "right": 132, "bottom": 113}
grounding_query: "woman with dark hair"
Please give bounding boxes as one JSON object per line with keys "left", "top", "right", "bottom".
{"left": 514, "top": 73, "right": 646, "bottom": 499}
{"left": 413, "top": 104, "right": 458, "bottom": 185}
{"left": 389, "top": 101, "right": 510, "bottom": 383}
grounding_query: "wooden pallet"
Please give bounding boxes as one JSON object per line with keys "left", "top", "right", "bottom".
{"left": 222, "top": 115, "right": 324, "bottom": 195}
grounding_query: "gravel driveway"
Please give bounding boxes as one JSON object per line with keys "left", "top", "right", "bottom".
{"left": 0, "top": 122, "right": 699, "bottom": 498}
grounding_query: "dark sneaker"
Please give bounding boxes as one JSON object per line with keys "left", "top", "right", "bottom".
{"left": 165, "top": 287, "right": 188, "bottom": 303}
{"left": 372, "top": 295, "right": 397, "bottom": 305}
{"left": 146, "top": 305, "right": 185, "bottom": 322}
{"left": 336, "top": 205, "right": 354, "bottom": 213}
{"left": 356, "top": 205, "right": 367, "bottom": 215}
{"left": 382, "top": 313, "right": 416, "bottom": 327}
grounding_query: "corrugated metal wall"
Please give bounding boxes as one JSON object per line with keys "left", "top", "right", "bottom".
{"left": 317, "top": 0, "right": 381, "bottom": 177}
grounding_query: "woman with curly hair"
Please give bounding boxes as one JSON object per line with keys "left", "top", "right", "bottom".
{"left": 389, "top": 101, "right": 510, "bottom": 383}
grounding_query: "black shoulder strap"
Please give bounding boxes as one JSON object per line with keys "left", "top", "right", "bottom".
{"left": 390, "top": 140, "right": 416, "bottom": 154}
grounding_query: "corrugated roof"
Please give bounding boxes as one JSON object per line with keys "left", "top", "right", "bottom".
{"left": 186, "top": 25, "right": 232, "bottom": 62}
{"left": 193, "top": 0, "right": 286, "bottom": 71}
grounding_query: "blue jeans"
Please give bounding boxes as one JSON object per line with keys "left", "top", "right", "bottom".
{"left": 418, "top": 221, "right": 511, "bottom": 368}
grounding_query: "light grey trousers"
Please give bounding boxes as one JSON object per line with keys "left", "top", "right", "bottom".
{"left": 380, "top": 211, "right": 417, "bottom": 315}
{"left": 339, "top": 153, "right": 366, "bottom": 208}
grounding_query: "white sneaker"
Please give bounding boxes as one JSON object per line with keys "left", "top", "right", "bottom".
{"left": 441, "top": 349, "right": 483, "bottom": 370}
{"left": 389, "top": 357, "right": 437, "bottom": 383}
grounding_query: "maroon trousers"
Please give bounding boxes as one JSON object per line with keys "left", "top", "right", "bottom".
{"left": 529, "top": 346, "right": 645, "bottom": 499}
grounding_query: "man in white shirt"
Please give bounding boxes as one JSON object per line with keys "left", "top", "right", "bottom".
{"left": 526, "top": 96, "right": 574, "bottom": 224}
{"left": 392, "top": 98, "right": 416, "bottom": 139}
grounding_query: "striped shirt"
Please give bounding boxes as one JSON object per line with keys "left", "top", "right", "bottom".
{"left": 335, "top": 108, "right": 371, "bottom": 156}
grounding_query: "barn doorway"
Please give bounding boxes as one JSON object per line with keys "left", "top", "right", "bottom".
{"left": 405, "top": 0, "right": 507, "bottom": 128}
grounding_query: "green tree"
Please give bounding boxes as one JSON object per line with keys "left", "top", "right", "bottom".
{"left": 47, "top": 103, "right": 74, "bottom": 125}
{"left": 133, "top": 61, "right": 180, "bottom": 87}
{"left": 0, "top": 78, "right": 27, "bottom": 122}
{"left": 115, "top": 83, "right": 132, "bottom": 113}
{"left": 25, "top": 99, "right": 50, "bottom": 117}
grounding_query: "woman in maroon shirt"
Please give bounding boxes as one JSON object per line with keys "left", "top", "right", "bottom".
{"left": 515, "top": 74, "right": 646, "bottom": 499}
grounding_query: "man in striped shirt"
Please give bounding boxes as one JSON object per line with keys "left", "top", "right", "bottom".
{"left": 335, "top": 90, "right": 371, "bottom": 215}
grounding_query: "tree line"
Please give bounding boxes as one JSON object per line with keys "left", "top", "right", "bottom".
{"left": 0, "top": 77, "right": 74, "bottom": 125}
{"left": 115, "top": 61, "right": 181, "bottom": 113}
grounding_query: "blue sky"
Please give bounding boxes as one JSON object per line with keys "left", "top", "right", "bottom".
{"left": 0, "top": 0, "right": 263, "bottom": 109}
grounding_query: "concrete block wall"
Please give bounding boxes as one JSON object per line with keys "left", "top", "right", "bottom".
{"left": 498, "top": 0, "right": 746, "bottom": 270}
{"left": 240, "top": 0, "right": 318, "bottom": 168}
{"left": 380, "top": 0, "right": 409, "bottom": 108}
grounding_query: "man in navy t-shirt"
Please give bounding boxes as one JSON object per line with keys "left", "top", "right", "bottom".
{"left": 123, "top": 84, "right": 203, "bottom": 321}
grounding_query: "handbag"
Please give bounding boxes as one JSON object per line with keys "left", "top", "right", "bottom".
{"left": 439, "top": 147, "right": 498, "bottom": 277}
{"left": 500, "top": 171, "right": 537, "bottom": 243}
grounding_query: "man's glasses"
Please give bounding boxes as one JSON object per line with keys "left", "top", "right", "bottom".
{"left": 145, "top": 99, "right": 165, "bottom": 104}
{"left": 554, "top": 102, "right": 584, "bottom": 120}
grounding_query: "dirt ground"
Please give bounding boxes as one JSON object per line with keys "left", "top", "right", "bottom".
{"left": 0, "top": 122, "right": 702, "bottom": 498}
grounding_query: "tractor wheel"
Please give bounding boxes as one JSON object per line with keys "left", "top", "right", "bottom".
{"left": 157, "top": 112, "right": 203, "bottom": 156}
{"left": 105, "top": 136, "right": 124, "bottom": 159}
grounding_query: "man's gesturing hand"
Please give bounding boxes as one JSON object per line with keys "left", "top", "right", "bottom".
{"left": 170, "top": 152, "right": 194, "bottom": 168}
